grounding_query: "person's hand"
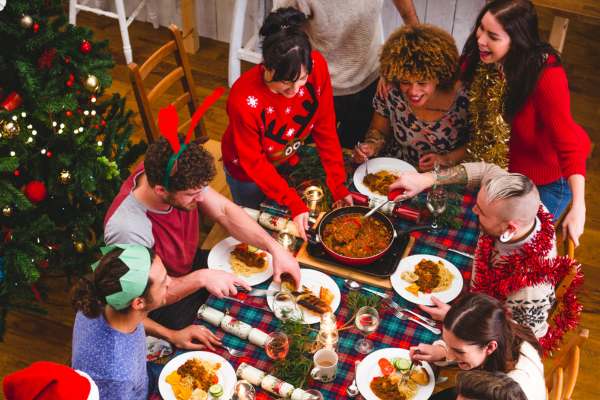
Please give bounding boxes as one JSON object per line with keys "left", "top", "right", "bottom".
{"left": 332, "top": 194, "right": 354, "bottom": 209}
{"left": 203, "top": 270, "right": 251, "bottom": 298}
{"left": 169, "top": 325, "right": 222, "bottom": 351}
{"left": 352, "top": 142, "right": 377, "bottom": 164}
{"left": 409, "top": 343, "right": 447, "bottom": 363}
{"left": 293, "top": 211, "right": 310, "bottom": 242}
{"left": 419, "top": 153, "right": 448, "bottom": 172}
{"left": 418, "top": 296, "right": 450, "bottom": 321}
{"left": 376, "top": 77, "right": 393, "bottom": 99}
{"left": 270, "top": 245, "right": 301, "bottom": 289}
{"left": 562, "top": 203, "right": 585, "bottom": 247}
{"left": 388, "top": 172, "right": 436, "bottom": 200}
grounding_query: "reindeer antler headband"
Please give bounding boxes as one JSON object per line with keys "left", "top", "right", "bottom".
{"left": 157, "top": 87, "right": 225, "bottom": 188}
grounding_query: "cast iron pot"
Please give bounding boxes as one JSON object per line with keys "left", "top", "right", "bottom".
{"left": 307, "top": 205, "right": 396, "bottom": 266}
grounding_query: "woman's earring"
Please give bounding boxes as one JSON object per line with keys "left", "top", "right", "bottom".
{"left": 499, "top": 230, "right": 515, "bottom": 243}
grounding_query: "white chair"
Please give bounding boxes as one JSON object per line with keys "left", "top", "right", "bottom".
{"left": 69, "top": 0, "right": 159, "bottom": 64}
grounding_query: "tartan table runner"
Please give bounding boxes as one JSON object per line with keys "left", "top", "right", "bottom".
{"left": 150, "top": 187, "right": 480, "bottom": 399}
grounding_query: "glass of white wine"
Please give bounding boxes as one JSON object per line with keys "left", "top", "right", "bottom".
{"left": 354, "top": 306, "right": 380, "bottom": 354}
{"left": 427, "top": 186, "right": 448, "bottom": 231}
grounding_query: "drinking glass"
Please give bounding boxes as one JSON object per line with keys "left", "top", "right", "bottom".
{"left": 273, "top": 291, "right": 302, "bottom": 321}
{"left": 304, "top": 389, "right": 324, "bottom": 400}
{"left": 354, "top": 306, "right": 380, "bottom": 354}
{"left": 265, "top": 331, "right": 290, "bottom": 361}
{"left": 233, "top": 380, "right": 256, "bottom": 400}
{"left": 426, "top": 186, "right": 448, "bottom": 231}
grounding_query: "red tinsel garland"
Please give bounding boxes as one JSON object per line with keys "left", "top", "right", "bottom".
{"left": 472, "top": 206, "right": 583, "bottom": 354}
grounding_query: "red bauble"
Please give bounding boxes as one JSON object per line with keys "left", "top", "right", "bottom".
{"left": 33, "top": 23, "right": 40, "bottom": 33}
{"left": 13, "top": 169, "right": 20, "bottom": 176}
{"left": 23, "top": 180, "right": 47, "bottom": 203}
{"left": 37, "top": 48, "right": 56, "bottom": 70}
{"left": 46, "top": 151, "right": 52, "bottom": 158}
{"left": 80, "top": 40, "right": 92, "bottom": 54}
{"left": 65, "top": 110, "right": 73, "bottom": 117}
{"left": 66, "top": 81, "right": 73, "bottom": 87}
{"left": 64, "top": 56, "right": 71, "bottom": 64}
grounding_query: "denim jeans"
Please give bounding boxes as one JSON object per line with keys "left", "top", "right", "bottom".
{"left": 225, "top": 169, "right": 265, "bottom": 210}
{"left": 537, "top": 177, "right": 572, "bottom": 223}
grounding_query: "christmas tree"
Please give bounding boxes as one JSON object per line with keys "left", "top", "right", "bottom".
{"left": 0, "top": 0, "right": 146, "bottom": 337}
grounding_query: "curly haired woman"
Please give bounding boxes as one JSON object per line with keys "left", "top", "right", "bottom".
{"left": 353, "top": 24, "right": 469, "bottom": 171}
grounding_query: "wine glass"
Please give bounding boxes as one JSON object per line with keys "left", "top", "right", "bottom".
{"left": 265, "top": 331, "right": 290, "bottom": 361}
{"left": 233, "top": 380, "right": 256, "bottom": 400}
{"left": 273, "top": 291, "right": 302, "bottom": 321}
{"left": 304, "top": 389, "right": 324, "bottom": 400}
{"left": 426, "top": 186, "right": 448, "bottom": 231}
{"left": 354, "top": 306, "right": 380, "bottom": 354}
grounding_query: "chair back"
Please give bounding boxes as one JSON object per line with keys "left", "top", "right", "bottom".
{"left": 545, "top": 328, "right": 588, "bottom": 399}
{"left": 128, "top": 24, "right": 207, "bottom": 143}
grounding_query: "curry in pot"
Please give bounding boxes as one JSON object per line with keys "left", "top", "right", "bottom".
{"left": 322, "top": 213, "right": 392, "bottom": 258}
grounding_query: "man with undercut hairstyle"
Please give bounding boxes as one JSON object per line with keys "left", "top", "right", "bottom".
{"left": 389, "top": 162, "right": 559, "bottom": 340}
{"left": 104, "top": 137, "right": 301, "bottom": 350}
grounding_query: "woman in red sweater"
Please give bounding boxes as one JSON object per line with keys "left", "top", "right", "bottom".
{"left": 461, "top": 0, "right": 590, "bottom": 246}
{"left": 222, "top": 8, "right": 352, "bottom": 240}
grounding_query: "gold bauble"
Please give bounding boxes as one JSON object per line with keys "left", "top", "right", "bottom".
{"left": 0, "top": 120, "right": 20, "bottom": 138}
{"left": 83, "top": 74, "right": 100, "bottom": 93}
{"left": 74, "top": 241, "right": 86, "bottom": 253}
{"left": 58, "top": 170, "right": 72, "bottom": 184}
{"left": 2, "top": 205, "right": 12, "bottom": 217}
{"left": 20, "top": 14, "right": 33, "bottom": 29}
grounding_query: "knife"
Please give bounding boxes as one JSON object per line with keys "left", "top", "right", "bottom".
{"left": 243, "top": 288, "right": 278, "bottom": 297}
{"left": 421, "top": 241, "right": 475, "bottom": 259}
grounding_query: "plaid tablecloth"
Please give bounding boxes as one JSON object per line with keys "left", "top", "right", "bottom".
{"left": 150, "top": 188, "right": 480, "bottom": 399}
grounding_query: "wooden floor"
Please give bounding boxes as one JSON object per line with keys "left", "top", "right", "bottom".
{"left": 1, "top": 8, "right": 599, "bottom": 398}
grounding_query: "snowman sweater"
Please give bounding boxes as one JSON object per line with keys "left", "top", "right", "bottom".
{"left": 221, "top": 50, "right": 349, "bottom": 217}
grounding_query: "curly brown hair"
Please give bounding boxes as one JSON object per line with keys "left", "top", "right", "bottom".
{"left": 144, "top": 136, "right": 216, "bottom": 192}
{"left": 380, "top": 24, "right": 459, "bottom": 90}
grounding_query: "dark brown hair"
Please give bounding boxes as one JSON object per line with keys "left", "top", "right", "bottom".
{"left": 260, "top": 7, "right": 313, "bottom": 82}
{"left": 444, "top": 293, "right": 541, "bottom": 373}
{"left": 457, "top": 370, "right": 527, "bottom": 400}
{"left": 144, "top": 136, "right": 216, "bottom": 192}
{"left": 71, "top": 248, "right": 154, "bottom": 318}
{"left": 380, "top": 24, "right": 459, "bottom": 91}
{"left": 461, "top": 0, "right": 560, "bottom": 117}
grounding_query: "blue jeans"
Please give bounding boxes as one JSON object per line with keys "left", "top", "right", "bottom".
{"left": 225, "top": 169, "right": 265, "bottom": 210}
{"left": 537, "top": 178, "right": 572, "bottom": 223}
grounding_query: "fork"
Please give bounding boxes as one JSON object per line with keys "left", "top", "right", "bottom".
{"left": 361, "top": 287, "right": 437, "bottom": 327}
{"left": 221, "top": 344, "right": 246, "bottom": 357}
{"left": 356, "top": 141, "right": 369, "bottom": 174}
{"left": 393, "top": 310, "right": 441, "bottom": 335}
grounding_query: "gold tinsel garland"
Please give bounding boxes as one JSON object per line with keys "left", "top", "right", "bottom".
{"left": 466, "top": 62, "right": 510, "bottom": 168}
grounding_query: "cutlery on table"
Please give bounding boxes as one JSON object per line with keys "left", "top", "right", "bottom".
{"left": 346, "top": 360, "right": 360, "bottom": 397}
{"left": 239, "top": 288, "right": 278, "bottom": 297}
{"left": 421, "top": 241, "right": 474, "bottom": 260}
{"left": 359, "top": 286, "right": 438, "bottom": 327}
{"left": 221, "top": 344, "right": 246, "bottom": 357}
{"left": 224, "top": 296, "right": 272, "bottom": 312}
{"left": 393, "top": 310, "right": 441, "bottom": 335}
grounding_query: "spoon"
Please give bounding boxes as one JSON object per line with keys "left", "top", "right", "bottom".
{"left": 346, "top": 360, "right": 360, "bottom": 397}
{"left": 344, "top": 279, "right": 362, "bottom": 291}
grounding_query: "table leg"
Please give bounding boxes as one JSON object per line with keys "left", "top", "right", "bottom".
{"left": 181, "top": 0, "right": 199, "bottom": 54}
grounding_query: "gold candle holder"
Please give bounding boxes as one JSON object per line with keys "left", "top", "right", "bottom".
{"left": 302, "top": 185, "right": 324, "bottom": 218}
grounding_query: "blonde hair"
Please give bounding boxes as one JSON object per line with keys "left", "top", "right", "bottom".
{"left": 482, "top": 173, "right": 539, "bottom": 222}
{"left": 379, "top": 24, "right": 459, "bottom": 90}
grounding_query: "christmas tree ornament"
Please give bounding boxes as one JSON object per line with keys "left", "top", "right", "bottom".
{"left": 83, "top": 74, "right": 100, "bottom": 93}
{"left": 64, "top": 55, "right": 71, "bottom": 64}
{"left": 79, "top": 40, "right": 92, "bottom": 54}
{"left": 58, "top": 170, "right": 72, "bottom": 184}
{"left": 13, "top": 169, "right": 20, "bottom": 176}
{"left": 20, "top": 14, "right": 33, "bottom": 29}
{"left": 33, "top": 23, "right": 40, "bottom": 33}
{"left": 1, "top": 91, "right": 23, "bottom": 111}
{"left": 2, "top": 205, "right": 13, "bottom": 217}
{"left": 24, "top": 181, "right": 47, "bottom": 203}
{"left": 37, "top": 48, "right": 57, "bottom": 69}
{"left": 74, "top": 241, "right": 86, "bottom": 253}
{"left": 0, "top": 120, "right": 20, "bottom": 138}
{"left": 65, "top": 110, "right": 73, "bottom": 117}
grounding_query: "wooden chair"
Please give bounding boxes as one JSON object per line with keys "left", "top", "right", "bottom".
{"left": 545, "top": 328, "right": 589, "bottom": 399}
{"left": 128, "top": 24, "right": 208, "bottom": 144}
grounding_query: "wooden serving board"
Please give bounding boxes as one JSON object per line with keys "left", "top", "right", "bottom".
{"left": 296, "top": 235, "right": 415, "bottom": 289}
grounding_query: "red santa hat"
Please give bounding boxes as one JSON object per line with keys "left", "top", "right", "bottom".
{"left": 3, "top": 361, "right": 91, "bottom": 400}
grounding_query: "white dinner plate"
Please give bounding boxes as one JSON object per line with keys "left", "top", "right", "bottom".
{"left": 353, "top": 157, "right": 417, "bottom": 201}
{"left": 391, "top": 254, "right": 463, "bottom": 306}
{"left": 158, "top": 351, "right": 236, "bottom": 400}
{"left": 207, "top": 237, "right": 274, "bottom": 286}
{"left": 356, "top": 348, "right": 435, "bottom": 400}
{"left": 266, "top": 268, "right": 341, "bottom": 325}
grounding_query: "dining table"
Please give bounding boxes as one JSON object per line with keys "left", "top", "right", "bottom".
{"left": 149, "top": 184, "right": 481, "bottom": 399}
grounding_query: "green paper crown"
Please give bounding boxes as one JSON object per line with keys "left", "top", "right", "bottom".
{"left": 91, "top": 244, "right": 151, "bottom": 310}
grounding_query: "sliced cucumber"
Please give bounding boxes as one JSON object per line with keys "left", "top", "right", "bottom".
{"left": 393, "top": 357, "right": 411, "bottom": 371}
{"left": 209, "top": 383, "right": 224, "bottom": 398}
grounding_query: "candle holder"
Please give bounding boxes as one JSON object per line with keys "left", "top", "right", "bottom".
{"left": 276, "top": 230, "right": 297, "bottom": 252}
{"left": 301, "top": 184, "right": 325, "bottom": 219}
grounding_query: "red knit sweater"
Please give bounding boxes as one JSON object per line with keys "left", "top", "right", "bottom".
{"left": 222, "top": 50, "right": 349, "bottom": 217}
{"left": 509, "top": 61, "right": 590, "bottom": 184}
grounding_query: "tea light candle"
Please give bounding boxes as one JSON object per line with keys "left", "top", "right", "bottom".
{"left": 277, "top": 230, "right": 296, "bottom": 252}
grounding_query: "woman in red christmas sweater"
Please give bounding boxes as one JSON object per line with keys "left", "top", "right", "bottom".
{"left": 461, "top": 0, "right": 590, "bottom": 246}
{"left": 222, "top": 7, "right": 352, "bottom": 240}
